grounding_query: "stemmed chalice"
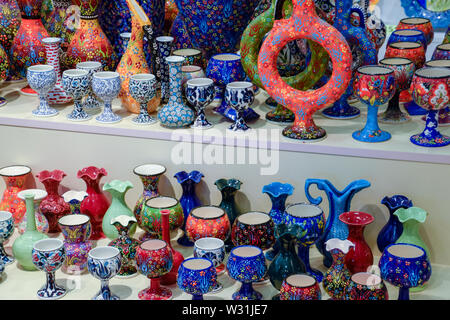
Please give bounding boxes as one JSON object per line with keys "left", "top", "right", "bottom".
{"left": 185, "top": 78, "right": 216, "bottom": 129}
{"left": 128, "top": 73, "right": 157, "bottom": 125}
{"left": 62, "top": 69, "right": 92, "bottom": 121}
{"left": 224, "top": 81, "right": 255, "bottom": 132}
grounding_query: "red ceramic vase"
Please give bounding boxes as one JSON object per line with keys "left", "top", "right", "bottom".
{"left": 396, "top": 17, "right": 434, "bottom": 45}
{"left": 36, "top": 169, "right": 71, "bottom": 233}
{"left": 339, "top": 211, "right": 374, "bottom": 274}
{"left": 78, "top": 166, "right": 110, "bottom": 240}
{"left": 160, "top": 209, "right": 184, "bottom": 285}
{"left": 185, "top": 206, "right": 231, "bottom": 242}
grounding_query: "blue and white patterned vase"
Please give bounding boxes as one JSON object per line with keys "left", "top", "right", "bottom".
{"left": 185, "top": 78, "right": 215, "bottom": 129}
{"left": 177, "top": 257, "right": 217, "bottom": 300}
{"left": 388, "top": 29, "right": 428, "bottom": 51}
{"left": 26, "top": 64, "right": 58, "bottom": 117}
{"left": 0, "top": 211, "right": 14, "bottom": 265}
{"left": 224, "top": 81, "right": 255, "bottom": 132}
{"left": 377, "top": 195, "right": 413, "bottom": 254}
{"left": 62, "top": 69, "right": 92, "bottom": 121}
{"left": 31, "top": 238, "right": 66, "bottom": 299}
{"left": 129, "top": 73, "right": 157, "bottom": 125}
{"left": 76, "top": 61, "right": 103, "bottom": 110}
{"left": 87, "top": 246, "right": 122, "bottom": 300}
{"left": 193, "top": 237, "right": 226, "bottom": 291}
{"left": 227, "top": 245, "right": 267, "bottom": 300}
{"left": 175, "top": 170, "right": 203, "bottom": 247}
{"left": 156, "top": 36, "right": 174, "bottom": 104}
{"left": 158, "top": 55, "right": 195, "bottom": 128}
{"left": 305, "top": 178, "right": 371, "bottom": 268}
{"left": 91, "top": 71, "right": 122, "bottom": 124}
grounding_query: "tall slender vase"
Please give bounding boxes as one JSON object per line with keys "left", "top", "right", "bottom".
{"left": 305, "top": 179, "right": 371, "bottom": 268}
{"left": 65, "top": 0, "right": 117, "bottom": 70}
{"left": 37, "top": 170, "right": 71, "bottom": 233}
{"left": 116, "top": 0, "right": 159, "bottom": 115}
{"left": 78, "top": 166, "right": 110, "bottom": 240}
{"left": 160, "top": 209, "right": 184, "bottom": 285}
{"left": 0, "top": 165, "right": 31, "bottom": 225}
{"left": 0, "top": 0, "right": 21, "bottom": 80}
{"left": 174, "top": 170, "right": 203, "bottom": 247}
{"left": 17, "top": 189, "right": 49, "bottom": 234}
{"left": 42, "top": 37, "right": 72, "bottom": 104}
{"left": 12, "top": 193, "right": 48, "bottom": 270}
{"left": 155, "top": 36, "right": 173, "bottom": 104}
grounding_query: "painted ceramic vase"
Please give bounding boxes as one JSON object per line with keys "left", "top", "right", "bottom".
{"left": 193, "top": 237, "right": 225, "bottom": 285}
{"left": 76, "top": 61, "right": 102, "bottom": 110}
{"left": 42, "top": 37, "right": 72, "bottom": 104}
{"left": 0, "top": 42, "right": 7, "bottom": 106}
{"left": 128, "top": 73, "right": 157, "bottom": 125}
{"left": 160, "top": 209, "right": 184, "bottom": 285}
{"left": 173, "top": 0, "right": 259, "bottom": 59}
{"left": 61, "top": 68, "right": 92, "bottom": 121}
{"left": 215, "top": 178, "right": 241, "bottom": 226}
{"left": 174, "top": 170, "right": 203, "bottom": 247}
{"left": 78, "top": 166, "right": 109, "bottom": 240}
{"left": 157, "top": 55, "right": 195, "bottom": 127}
{"left": 305, "top": 178, "right": 370, "bottom": 268}
{"left": 224, "top": 81, "right": 255, "bottom": 132}
{"left": 322, "top": 238, "right": 354, "bottom": 300}
{"left": 339, "top": 211, "right": 374, "bottom": 274}
{"left": 227, "top": 245, "right": 267, "bottom": 300}
{"left": 12, "top": 193, "right": 49, "bottom": 270}
{"left": 387, "top": 29, "right": 427, "bottom": 51}
{"left": 17, "top": 189, "right": 49, "bottom": 234}
{"left": 91, "top": 71, "right": 122, "bottom": 123}
{"left": 377, "top": 195, "right": 413, "bottom": 254}
{"left": 140, "top": 196, "right": 184, "bottom": 239}
{"left": 0, "top": 165, "right": 31, "bottom": 225}
{"left": 409, "top": 67, "right": 450, "bottom": 147}
{"left": 108, "top": 215, "right": 140, "bottom": 277}
{"left": 164, "top": 0, "right": 177, "bottom": 33}
{"left": 132, "top": 164, "right": 165, "bottom": 231}
{"left": 185, "top": 77, "right": 215, "bottom": 129}
{"left": 155, "top": 35, "right": 174, "bottom": 104}
{"left": 352, "top": 65, "right": 396, "bottom": 143}
{"left": 32, "top": 238, "right": 66, "bottom": 299}
{"left": 378, "top": 57, "right": 415, "bottom": 124}
{"left": 65, "top": 0, "right": 117, "bottom": 71}
{"left": 424, "top": 60, "right": 450, "bottom": 127}
{"left": 177, "top": 257, "right": 217, "bottom": 300}
{"left": 0, "top": 211, "right": 14, "bottom": 265}
{"left": 262, "top": 182, "right": 294, "bottom": 226}
{"left": 169, "top": 14, "right": 191, "bottom": 50}
{"left": 185, "top": 206, "right": 231, "bottom": 242}
{"left": 87, "top": 246, "right": 122, "bottom": 300}
{"left": 136, "top": 239, "right": 173, "bottom": 300}
{"left": 231, "top": 211, "right": 275, "bottom": 250}
{"left": 102, "top": 180, "right": 136, "bottom": 240}
{"left": 0, "top": 0, "right": 20, "bottom": 76}
{"left": 321, "top": 0, "right": 377, "bottom": 120}
{"left": 285, "top": 202, "right": 325, "bottom": 282}
{"left": 26, "top": 64, "right": 58, "bottom": 116}
{"left": 258, "top": 0, "right": 351, "bottom": 142}
{"left": 173, "top": 48, "right": 203, "bottom": 68}
{"left": 396, "top": 17, "right": 433, "bottom": 45}
{"left": 62, "top": 190, "right": 88, "bottom": 215}
{"left": 11, "top": 0, "right": 49, "bottom": 79}
{"left": 394, "top": 207, "right": 429, "bottom": 259}
{"left": 379, "top": 243, "right": 431, "bottom": 300}
{"left": 346, "top": 271, "right": 388, "bottom": 300}
{"left": 36, "top": 170, "right": 70, "bottom": 233}
{"left": 58, "top": 214, "right": 92, "bottom": 274}
{"left": 432, "top": 43, "right": 450, "bottom": 61}
{"left": 280, "top": 274, "right": 321, "bottom": 300}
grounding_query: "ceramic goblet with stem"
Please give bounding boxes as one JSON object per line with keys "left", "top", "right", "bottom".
{"left": 76, "top": 61, "right": 103, "bottom": 110}
{"left": 424, "top": 60, "right": 450, "bottom": 127}
{"left": 185, "top": 78, "right": 216, "bottom": 129}
{"left": 31, "top": 238, "right": 66, "bottom": 299}
{"left": 91, "top": 71, "right": 122, "bottom": 124}
{"left": 177, "top": 257, "right": 217, "bottom": 300}
{"left": 224, "top": 81, "right": 255, "bottom": 132}
{"left": 0, "top": 211, "right": 14, "bottom": 265}
{"left": 87, "top": 246, "right": 122, "bottom": 300}
{"left": 409, "top": 67, "right": 450, "bottom": 147}
{"left": 128, "top": 73, "right": 157, "bottom": 125}
{"left": 26, "top": 65, "right": 58, "bottom": 117}
{"left": 352, "top": 65, "right": 396, "bottom": 143}
{"left": 62, "top": 69, "right": 92, "bottom": 121}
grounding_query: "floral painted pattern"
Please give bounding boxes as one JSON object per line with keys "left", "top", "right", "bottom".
{"left": 385, "top": 43, "right": 426, "bottom": 69}
{"left": 396, "top": 18, "right": 434, "bottom": 45}
{"left": 140, "top": 197, "right": 184, "bottom": 238}
{"left": 185, "top": 209, "right": 231, "bottom": 242}
{"left": 177, "top": 258, "right": 217, "bottom": 297}
{"left": 279, "top": 277, "right": 321, "bottom": 300}
{"left": 136, "top": 242, "right": 173, "bottom": 278}
{"left": 231, "top": 214, "right": 275, "bottom": 250}
{"left": 0, "top": 172, "right": 28, "bottom": 225}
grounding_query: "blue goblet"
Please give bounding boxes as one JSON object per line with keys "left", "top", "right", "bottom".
{"left": 177, "top": 257, "right": 217, "bottom": 300}
{"left": 92, "top": 72, "right": 122, "bottom": 124}
{"left": 62, "top": 69, "right": 92, "bottom": 121}
{"left": 26, "top": 64, "right": 58, "bottom": 117}
{"left": 194, "top": 237, "right": 226, "bottom": 292}
{"left": 76, "top": 61, "right": 103, "bottom": 110}
{"left": 185, "top": 78, "right": 216, "bottom": 129}
{"left": 0, "top": 211, "right": 14, "bottom": 265}
{"left": 224, "top": 81, "right": 255, "bottom": 132}
{"left": 387, "top": 29, "right": 427, "bottom": 51}
{"left": 129, "top": 73, "right": 157, "bottom": 125}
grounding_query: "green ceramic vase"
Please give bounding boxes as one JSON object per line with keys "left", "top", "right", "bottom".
{"left": 12, "top": 193, "right": 48, "bottom": 271}
{"left": 102, "top": 180, "right": 136, "bottom": 240}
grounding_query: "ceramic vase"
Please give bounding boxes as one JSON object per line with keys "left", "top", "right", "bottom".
{"left": 155, "top": 36, "right": 174, "bottom": 104}
{"left": 26, "top": 64, "right": 58, "bottom": 116}
{"left": 258, "top": 0, "right": 351, "bottom": 142}
{"left": 157, "top": 55, "right": 195, "bottom": 127}
{"left": 58, "top": 214, "right": 92, "bottom": 274}
{"left": 0, "top": 0, "right": 20, "bottom": 79}
{"left": 0, "top": 211, "right": 14, "bottom": 265}
{"left": 177, "top": 257, "right": 216, "bottom": 300}
{"left": 231, "top": 211, "right": 275, "bottom": 250}
{"left": 346, "top": 271, "right": 388, "bottom": 300}
{"left": 0, "top": 165, "right": 31, "bottom": 225}
{"left": 305, "top": 178, "right": 371, "bottom": 268}
{"left": 108, "top": 215, "right": 140, "bottom": 277}
{"left": 102, "top": 180, "right": 136, "bottom": 240}
{"left": 214, "top": 178, "right": 241, "bottom": 226}
{"left": 17, "top": 189, "right": 48, "bottom": 234}
{"left": 193, "top": 237, "right": 225, "bottom": 286}
{"left": 62, "top": 190, "right": 88, "bottom": 215}
{"left": 322, "top": 238, "right": 354, "bottom": 300}
{"left": 280, "top": 274, "right": 321, "bottom": 300}
{"left": 379, "top": 243, "right": 431, "bottom": 300}
{"left": 185, "top": 206, "right": 231, "bottom": 243}
{"left": 435, "top": 44, "right": 450, "bottom": 60}
{"left": 396, "top": 17, "right": 433, "bottom": 45}
{"left": 132, "top": 164, "right": 166, "bottom": 231}
{"left": 174, "top": 170, "right": 203, "bottom": 247}
{"left": 262, "top": 182, "right": 294, "bottom": 226}
{"left": 42, "top": 37, "right": 72, "bottom": 104}
{"left": 12, "top": 193, "right": 49, "bottom": 270}
{"left": 394, "top": 207, "right": 429, "bottom": 258}
{"left": 65, "top": 0, "right": 117, "bottom": 70}
{"left": 377, "top": 195, "right": 413, "bottom": 253}
{"left": 78, "top": 166, "right": 110, "bottom": 240}
{"left": 173, "top": 48, "right": 203, "bottom": 68}
{"left": 160, "top": 209, "right": 184, "bottom": 285}
{"left": 91, "top": 71, "right": 122, "bottom": 123}
{"left": 61, "top": 68, "right": 92, "bottom": 121}
{"left": 36, "top": 170, "right": 70, "bottom": 233}
{"left": 76, "top": 61, "right": 102, "bottom": 110}
{"left": 387, "top": 29, "right": 427, "bottom": 51}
